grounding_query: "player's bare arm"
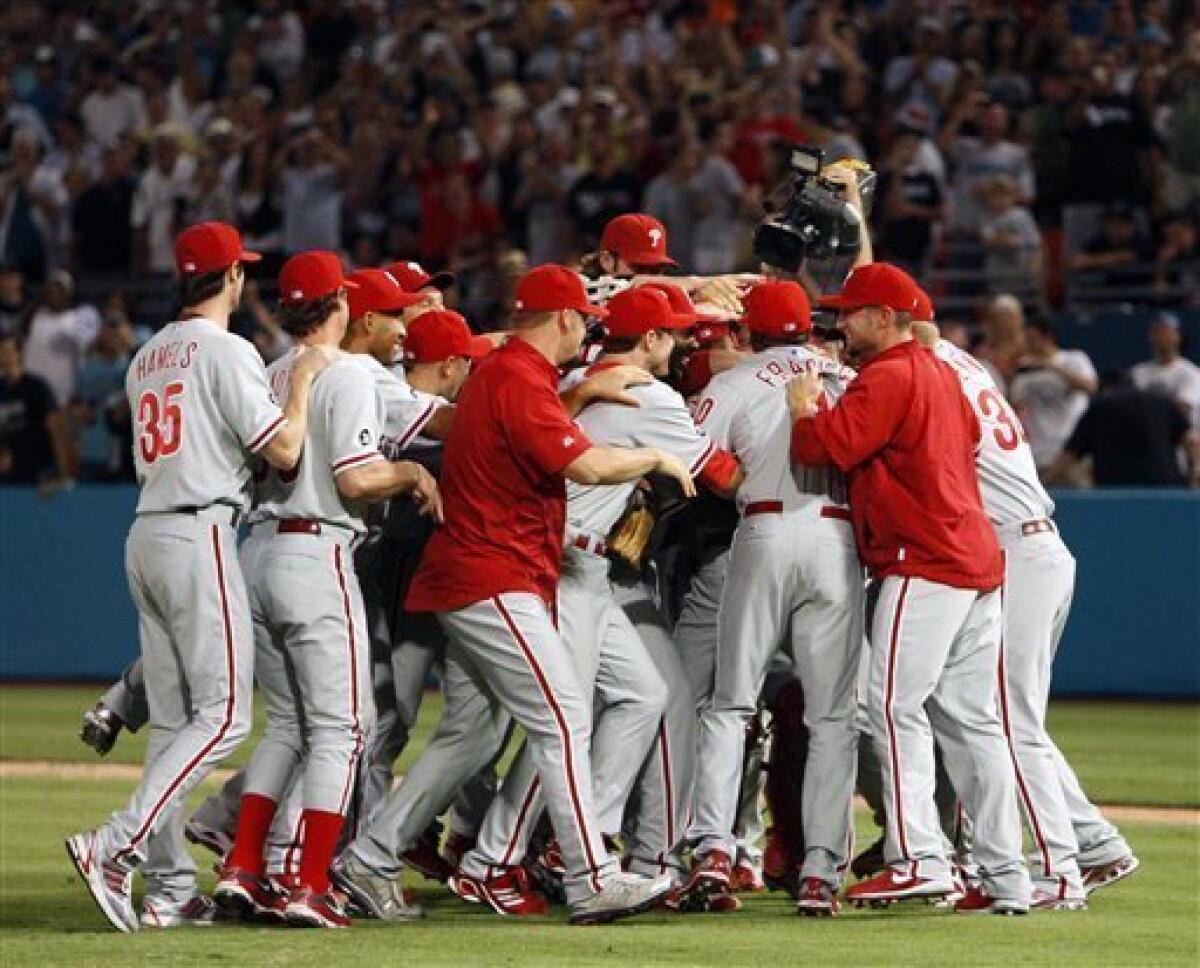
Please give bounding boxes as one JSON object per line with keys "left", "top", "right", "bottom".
{"left": 337, "top": 459, "right": 443, "bottom": 522}
{"left": 565, "top": 446, "right": 696, "bottom": 498}
{"left": 258, "top": 345, "right": 339, "bottom": 469}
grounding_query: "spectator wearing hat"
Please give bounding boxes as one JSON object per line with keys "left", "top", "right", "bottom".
{"left": 1131, "top": 312, "right": 1200, "bottom": 432}
{"left": 1009, "top": 316, "right": 1098, "bottom": 481}
{"left": 131, "top": 124, "right": 196, "bottom": 275}
{"left": 22, "top": 269, "right": 101, "bottom": 409}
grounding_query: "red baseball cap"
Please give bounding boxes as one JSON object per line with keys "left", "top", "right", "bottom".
{"left": 278, "top": 251, "right": 359, "bottom": 305}
{"left": 600, "top": 214, "right": 677, "bottom": 267}
{"left": 818, "top": 262, "right": 922, "bottom": 314}
{"left": 174, "top": 221, "right": 260, "bottom": 276}
{"left": 346, "top": 268, "right": 428, "bottom": 320}
{"left": 386, "top": 260, "right": 455, "bottom": 293}
{"left": 403, "top": 310, "right": 494, "bottom": 364}
{"left": 913, "top": 287, "right": 935, "bottom": 321}
{"left": 641, "top": 282, "right": 720, "bottom": 327}
{"left": 741, "top": 280, "right": 812, "bottom": 337}
{"left": 513, "top": 264, "right": 608, "bottom": 316}
{"left": 693, "top": 321, "right": 731, "bottom": 347}
{"left": 603, "top": 286, "right": 689, "bottom": 338}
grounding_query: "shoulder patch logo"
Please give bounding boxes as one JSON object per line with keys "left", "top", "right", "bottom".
{"left": 562, "top": 434, "right": 575, "bottom": 448}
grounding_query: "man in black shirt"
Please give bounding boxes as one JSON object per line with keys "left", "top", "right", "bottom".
{"left": 0, "top": 330, "right": 69, "bottom": 485}
{"left": 1055, "top": 370, "right": 1191, "bottom": 487}
{"left": 72, "top": 147, "right": 135, "bottom": 277}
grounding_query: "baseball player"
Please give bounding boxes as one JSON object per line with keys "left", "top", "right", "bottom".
{"left": 66, "top": 222, "right": 335, "bottom": 932}
{"left": 351, "top": 306, "right": 497, "bottom": 881}
{"left": 789, "top": 262, "right": 1031, "bottom": 915}
{"left": 446, "top": 286, "right": 742, "bottom": 902}
{"left": 682, "top": 280, "right": 863, "bottom": 917}
{"left": 214, "top": 251, "right": 441, "bottom": 929}
{"left": 910, "top": 305, "right": 1138, "bottom": 906}
{"left": 335, "top": 265, "right": 692, "bottom": 925}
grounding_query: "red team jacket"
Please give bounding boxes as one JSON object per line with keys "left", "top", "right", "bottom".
{"left": 791, "top": 339, "right": 1003, "bottom": 591}
{"left": 406, "top": 338, "right": 593, "bottom": 613}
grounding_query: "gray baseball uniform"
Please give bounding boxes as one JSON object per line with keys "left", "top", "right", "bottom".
{"left": 690, "top": 345, "right": 864, "bottom": 888}
{"left": 92, "top": 317, "right": 282, "bottom": 900}
{"left": 934, "top": 339, "right": 1130, "bottom": 890}
{"left": 240, "top": 351, "right": 381, "bottom": 832}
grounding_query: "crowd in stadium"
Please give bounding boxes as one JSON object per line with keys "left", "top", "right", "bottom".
{"left": 1, "top": 0, "right": 1198, "bottom": 489}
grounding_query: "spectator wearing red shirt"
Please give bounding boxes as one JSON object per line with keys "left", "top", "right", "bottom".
{"left": 403, "top": 265, "right": 694, "bottom": 924}
{"left": 788, "top": 263, "right": 1030, "bottom": 914}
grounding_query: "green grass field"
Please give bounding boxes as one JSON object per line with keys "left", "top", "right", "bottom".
{"left": 1, "top": 687, "right": 1197, "bottom": 967}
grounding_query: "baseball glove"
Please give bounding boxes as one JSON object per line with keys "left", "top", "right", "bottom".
{"left": 607, "top": 485, "right": 656, "bottom": 570}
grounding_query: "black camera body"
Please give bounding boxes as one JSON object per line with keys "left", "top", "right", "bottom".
{"left": 753, "top": 145, "right": 872, "bottom": 273}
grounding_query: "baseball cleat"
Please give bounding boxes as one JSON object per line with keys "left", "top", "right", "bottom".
{"left": 330, "top": 855, "right": 424, "bottom": 922}
{"left": 846, "top": 868, "right": 955, "bottom": 906}
{"left": 1081, "top": 854, "right": 1140, "bottom": 895}
{"left": 400, "top": 832, "right": 452, "bottom": 883}
{"left": 213, "top": 865, "right": 289, "bottom": 921}
{"left": 458, "top": 866, "right": 550, "bottom": 917}
{"left": 184, "top": 817, "right": 233, "bottom": 860}
{"left": 953, "top": 886, "right": 1029, "bottom": 916}
{"left": 676, "top": 849, "right": 733, "bottom": 909}
{"left": 1031, "top": 889, "right": 1088, "bottom": 911}
{"left": 140, "top": 894, "right": 218, "bottom": 928}
{"left": 447, "top": 870, "right": 485, "bottom": 905}
{"left": 79, "top": 703, "right": 124, "bottom": 757}
{"left": 568, "top": 872, "right": 674, "bottom": 926}
{"left": 284, "top": 886, "right": 352, "bottom": 928}
{"left": 850, "top": 836, "right": 887, "bottom": 880}
{"left": 707, "top": 887, "right": 744, "bottom": 913}
{"left": 65, "top": 831, "right": 138, "bottom": 933}
{"left": 730, "top": 857, "right": 766, "bottom": 893}
{"left": 795, "top": 877, "right": 841, "bottom": 917}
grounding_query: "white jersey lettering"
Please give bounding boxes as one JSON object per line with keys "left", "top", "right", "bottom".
{"left": 126, "top": 317, "right": 284, "bottom": 514}
{"left": 934, "top": 339, "right": 1053, "bottom": 526}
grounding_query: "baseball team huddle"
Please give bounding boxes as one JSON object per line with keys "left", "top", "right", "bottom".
{"left": 65, "top": 203, "right": 1139, "bottom": 933}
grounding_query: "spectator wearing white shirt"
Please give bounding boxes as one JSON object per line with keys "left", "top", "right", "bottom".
{"left": 80, "top": 57, "right": 146, "bottom": 150}
{"left": 130, "top": 124, "right": 196, "bottom": 274}
{"left": 939, "top": 100, "right": 1036, "bottom": 238}
{"left": 1010, "top": 315, "right": 1099, "bottom": 480}
{"left": 278, "top": 127, "right": 348, "bottom": 254}
{"left": 1131, "top": 312, "right": 1200, "bottom": 429}
{"left": 21, "top": 270, "right": 101, "bottom": 409}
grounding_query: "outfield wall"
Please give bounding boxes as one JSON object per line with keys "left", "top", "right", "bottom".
{"left": 1, "top": 487, "right": 1197, "bottom": 697}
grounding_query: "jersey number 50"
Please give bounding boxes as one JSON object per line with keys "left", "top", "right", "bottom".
{"left": 137, "top": 382, "right": 184, "bottom": 463}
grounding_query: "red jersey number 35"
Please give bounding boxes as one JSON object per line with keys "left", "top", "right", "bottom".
{"left": 137, "top": 382, "right": 184, "bottom": 463}
{"left": 977, "top": 387, "right": 1026, "bottom": 451}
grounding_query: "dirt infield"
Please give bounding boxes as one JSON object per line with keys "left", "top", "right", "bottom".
{"left": 3, "top": 759, "right": 1196, "bottom": 826}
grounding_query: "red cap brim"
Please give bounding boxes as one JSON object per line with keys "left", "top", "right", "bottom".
{"left": 581, "top": 302, "right": 610, "bottom": 317}
{"left": 465, "top": 336, "right": 495, "bottom": 357}
{"left": 626, "top": 252, "right": 678, "bottom": 268}
{"left": 816, "top": 293, "right": 862, "bottom": 309}
{"left": 343, "top": 278, "right": 361, "bottom": 289}
{"left": 240, "top": 249, "right": 262, "bottom": 263}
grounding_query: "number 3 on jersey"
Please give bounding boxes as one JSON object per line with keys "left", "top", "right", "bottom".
{"left": 977, "top": 387, "right": 1027, "bottom": 451}
{"left": 137, "top": 382, "right": 184, "bottom": 463}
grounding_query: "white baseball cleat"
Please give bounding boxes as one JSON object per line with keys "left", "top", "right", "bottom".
{"left": 568, "top": 872, "right": 674, "bottom": 926}
{"left": 140, "top": 894, "right": 219, "bottom": 928}
{"left": 65, "top": 831, "right": 138, "bottom": 933}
